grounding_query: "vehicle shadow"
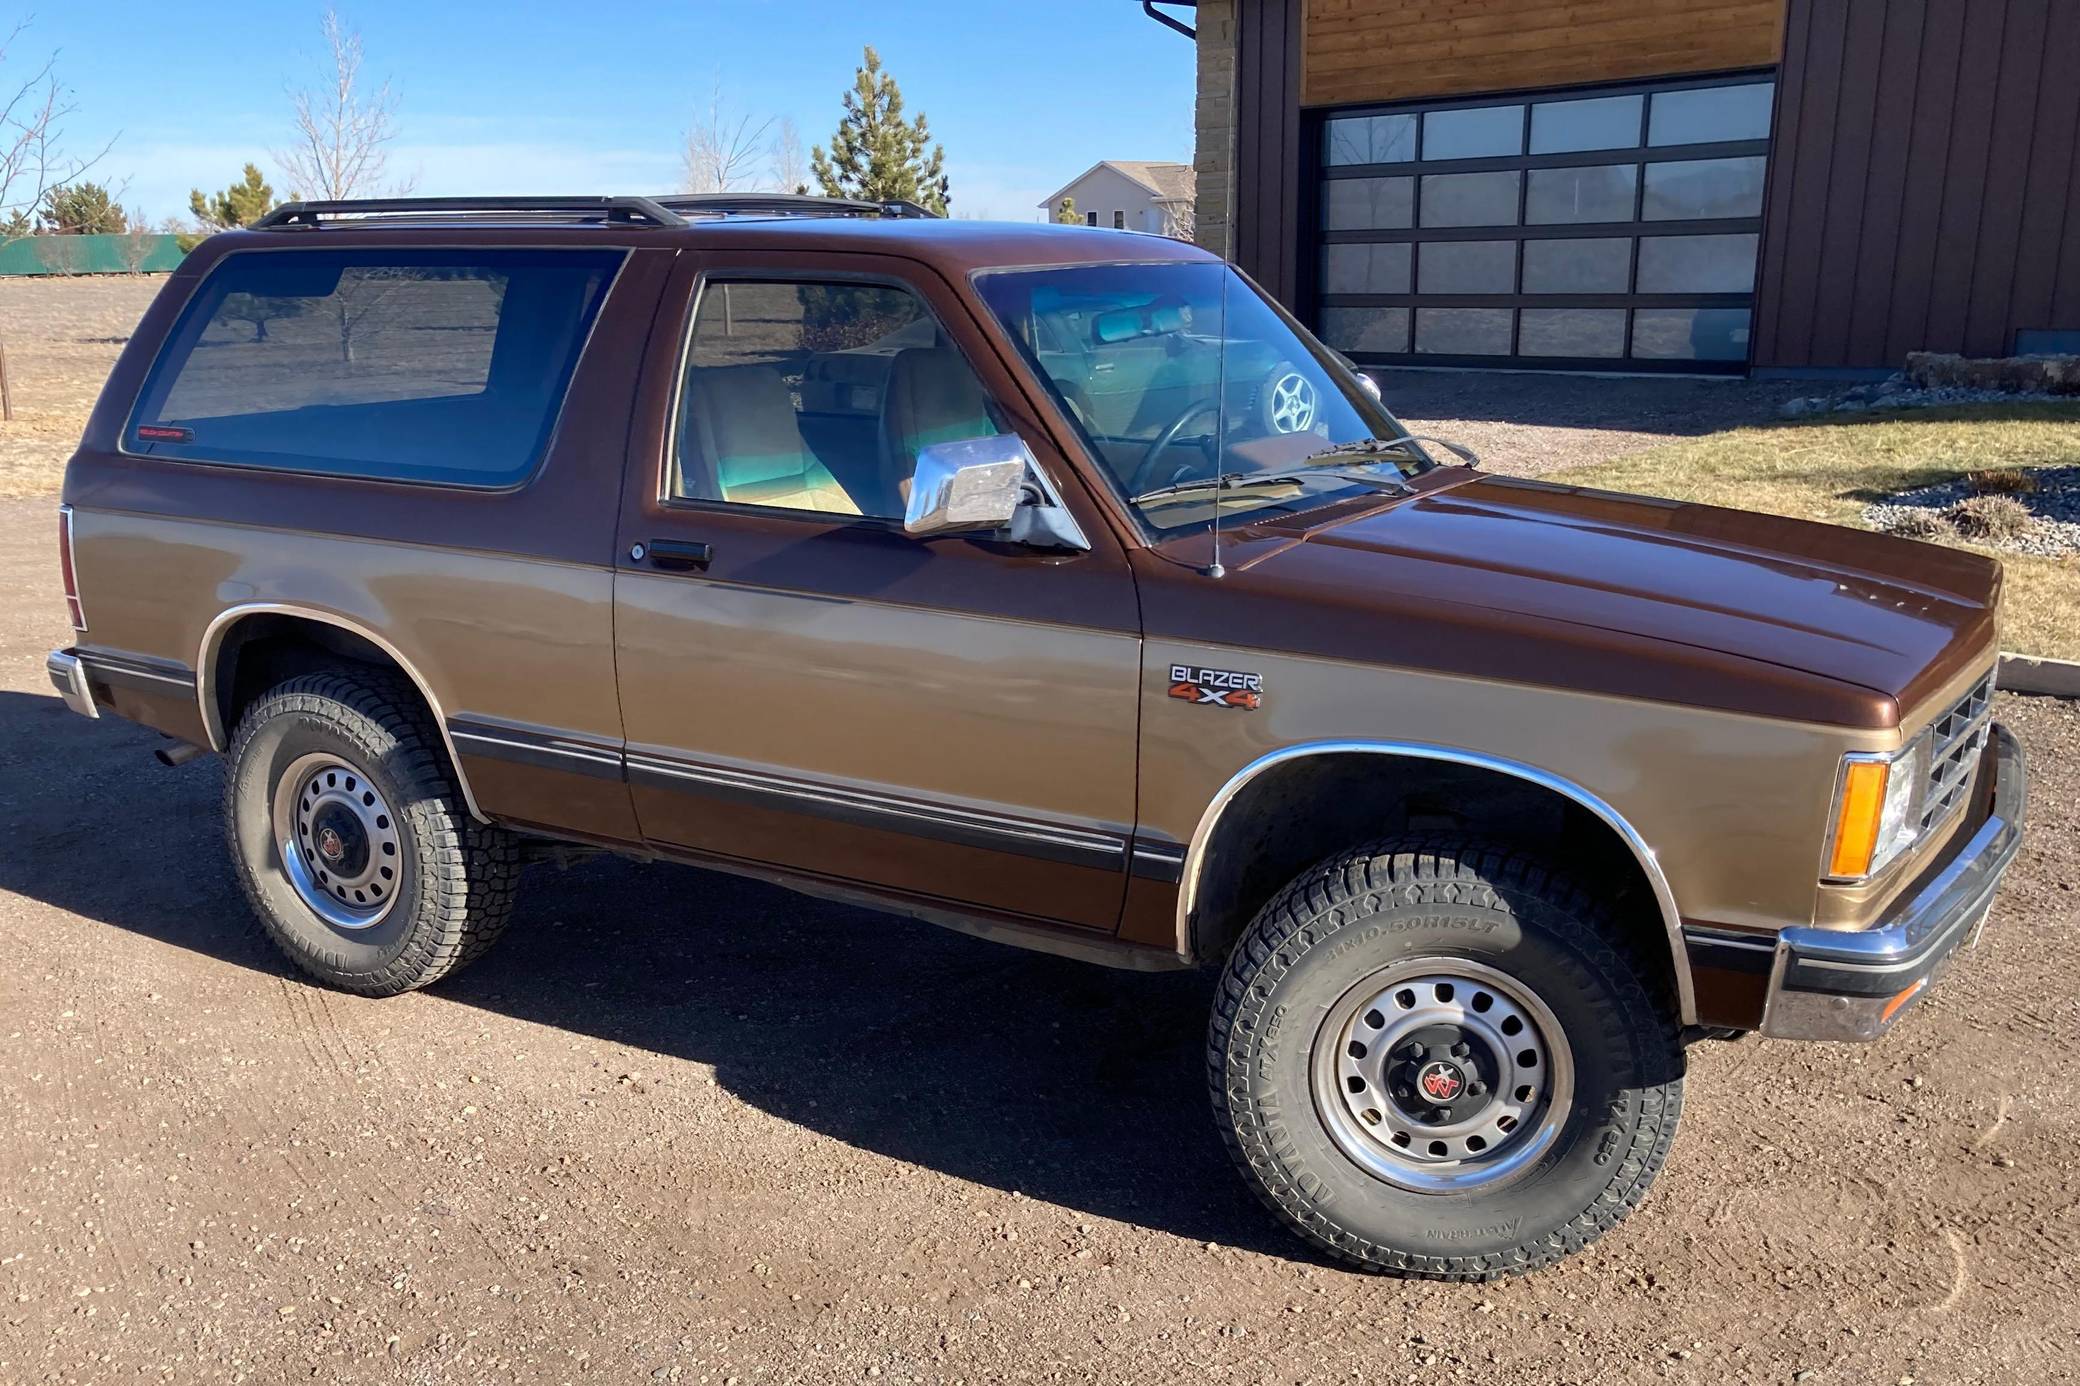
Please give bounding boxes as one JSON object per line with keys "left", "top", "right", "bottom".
{"left": 0, "top": 688, "right": 1304, "bottom": 1259}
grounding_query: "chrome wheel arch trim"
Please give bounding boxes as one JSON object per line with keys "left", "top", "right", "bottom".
{"left": 195, "top": 602, "right": 489, "bottom": 823}
{"left": 1175, "top": 739, "right": 1697, "bottom": 1027}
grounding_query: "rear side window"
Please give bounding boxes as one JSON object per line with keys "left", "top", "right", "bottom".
{"left": 129, "top": 247, "right": 623, "bottom": 486}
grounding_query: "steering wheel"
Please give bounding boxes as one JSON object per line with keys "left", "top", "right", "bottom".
{"left": 1129, "top": 398, "right": 1222, "bottom": 494}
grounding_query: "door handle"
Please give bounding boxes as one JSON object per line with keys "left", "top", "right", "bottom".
{"left": 642, "top": 539, "right": 713, "bottom": 572}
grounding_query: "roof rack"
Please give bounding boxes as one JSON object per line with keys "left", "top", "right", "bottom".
{"left": 654, "top": 193, "right": 942, "bottom": 220}
{"left": 254, "top": 196, "right": 689, "bottom": 229}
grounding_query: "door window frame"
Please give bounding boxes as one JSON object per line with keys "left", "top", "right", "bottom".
{"left": 633, "top": 256, "right": 1128, "bottom": 558}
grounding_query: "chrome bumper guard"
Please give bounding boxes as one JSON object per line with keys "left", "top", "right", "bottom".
{"left": 1762, "top": 722, "right": 2026, "bottom": 1042}
{"left": 46, "top": 649, "right": 98, "bottom": 720}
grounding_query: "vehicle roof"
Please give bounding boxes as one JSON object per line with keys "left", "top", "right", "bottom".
{"left": 207, "top": 213, "right": 1220, "bottom": 276}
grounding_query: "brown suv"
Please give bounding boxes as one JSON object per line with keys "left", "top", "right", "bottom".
{"left": 49, "top": 194, "right": 2026, "bottom": 1279}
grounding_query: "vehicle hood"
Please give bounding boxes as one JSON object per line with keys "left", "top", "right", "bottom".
{"left": 1155, "top": 473, "right": 2002, "bottom": 727}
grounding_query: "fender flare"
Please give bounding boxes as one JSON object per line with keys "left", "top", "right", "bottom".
{"left": 194, "top": 601, "right": 489, "bottom": 823}
{"left": 1175, "top": 739, "right": 1696, "bottom": 1026}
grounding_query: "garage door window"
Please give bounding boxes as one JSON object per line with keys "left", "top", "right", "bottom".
{"left": 1315, "top": 73, "right": 1775, "bottom": 371}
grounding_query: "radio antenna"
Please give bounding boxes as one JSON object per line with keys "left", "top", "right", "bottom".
{"left": 1206, "top": 249, "right": 1231, "bottom": 579}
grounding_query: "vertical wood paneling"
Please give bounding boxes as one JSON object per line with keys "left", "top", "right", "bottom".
{"left": 1806, "top": 1, "right": 1884, "bottom": 365}
{"left": 1922, "top": 6, "right": 2006, "bottom": 355}
{"left": 1965, "top": 0, "right": 2048, "bottom": 354}
{"left": 1841, "top": 0, "right": 1925, "bottom": 366}
{"left": 1234, "top": 0, "right": 1305, "bottom": 306}
{"left": 2006, "top": 4, "right": 2080, "bottom": 332}
{"left": 1757, "top": 0, "right": 2080, "bottom": 369}
{"left": 1881, "top": 1, "right": 1967, "bottom": 364}
{"left": 1749, "top": 0, "right": 1812, "bottom": 367}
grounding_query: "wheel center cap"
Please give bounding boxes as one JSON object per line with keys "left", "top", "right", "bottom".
{"left": 316, "top": 826, "right": 346, "bottom": 864}
{"left": 1414, "top": 1059, "right": 1466, "bottom": 1106}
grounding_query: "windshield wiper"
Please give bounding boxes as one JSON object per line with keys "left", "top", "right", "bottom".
{"left": 1132, "top": 461, "right": 1415, "bottom": 507}
{"left": 1306, "top": 433, "right": 1481, "bottom": 468}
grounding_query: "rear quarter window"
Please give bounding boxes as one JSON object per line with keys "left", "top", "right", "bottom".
{"left": 128, "top": 247, "right": 624, "bottom": 486}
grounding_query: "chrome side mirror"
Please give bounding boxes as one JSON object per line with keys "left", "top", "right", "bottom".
{"left": 904, "top": 435, "right": 1034, "bottom": 537}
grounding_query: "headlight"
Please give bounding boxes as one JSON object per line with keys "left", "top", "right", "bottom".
{"left": 1824, "top": 739, "right": 1925, "bottom": 881}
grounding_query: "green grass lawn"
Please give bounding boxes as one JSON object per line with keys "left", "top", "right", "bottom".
{"left": 1555, "top": 403, "right": 2080, "bottom": 661}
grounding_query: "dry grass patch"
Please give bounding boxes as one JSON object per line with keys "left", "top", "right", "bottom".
{"left": 1555, "top": 404, "right": 2080, "bottom": 661}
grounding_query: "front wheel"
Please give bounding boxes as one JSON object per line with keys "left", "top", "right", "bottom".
{"left": 1208, "top": 838, "right": 1684, "bottom": 1279}
{"left": 224, "top": 670, "right": 521, "bottom": 996}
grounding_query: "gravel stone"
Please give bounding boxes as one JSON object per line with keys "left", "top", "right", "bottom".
{"left": 1863, "top": 467, "right": 2080, "bottom": 557}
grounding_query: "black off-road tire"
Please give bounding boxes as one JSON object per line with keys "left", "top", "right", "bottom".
{"left": 224, "top": 670, "right": 521, "bottom": 996}
{"left": 1208, "top": 837, "right": 1684, "bottom": 1279}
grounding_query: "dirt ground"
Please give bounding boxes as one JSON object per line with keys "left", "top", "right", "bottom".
{"left": 0, "top": 276, "right": 163, "bottom": 499}
{"left": 3, "top": 490, "right": 2079, "bottom": 1383}
{"left": 1373, "top": 366, "right": 1811, "bottom": 476}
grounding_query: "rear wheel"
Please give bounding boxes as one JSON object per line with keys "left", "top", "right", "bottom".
{"left": 1208, "top": 837, "right": 1684, "bottom": 1279}
{"left": 224, "top": 670, "right": 520, "bottom": 996}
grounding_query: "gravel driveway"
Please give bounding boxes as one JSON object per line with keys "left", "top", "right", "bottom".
{"left": 1378, "top": 368, "right": 1809, "bottom": 476}
{"left": 2, "top": 495, "right": 2076, "bottom": 1384}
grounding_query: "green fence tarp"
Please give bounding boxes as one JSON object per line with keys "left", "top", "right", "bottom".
{"left": 0, "top": 233, "right": 186, "bottom": 275}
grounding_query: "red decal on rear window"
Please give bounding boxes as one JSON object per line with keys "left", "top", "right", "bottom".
{"left": 136, "top": 424, "right": 193, "bottom": 443}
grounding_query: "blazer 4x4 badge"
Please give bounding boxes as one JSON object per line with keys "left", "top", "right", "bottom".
{"left": 1169, "top": 664, "right": 1264, "bottom": 710}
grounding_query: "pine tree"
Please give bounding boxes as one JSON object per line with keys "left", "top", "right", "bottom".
{"left": 810, "top": 47, "right": 949, "bottom": 215}
{"left": 1055, "top": 196, "right": 1080, "bottom": 225}
{"left": 190, "top": 164, "right": 278, "bottom": 231}
{"left": 38, "top": 182, "right": 126, "bottom": 234}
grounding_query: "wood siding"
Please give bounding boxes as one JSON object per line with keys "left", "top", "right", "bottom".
{"left": 1302, "top": 0, "right": 1786, "bottom": 107}
{"left": 1234, "top": 0, "right": 1307, "bottom": 305}
{"left": 1755, "top": 0, "right": 2080, "bottom": 369}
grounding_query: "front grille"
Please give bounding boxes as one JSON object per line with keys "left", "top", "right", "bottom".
{"left": 1917, "top": 670, "right": 1995, "bottom": 836}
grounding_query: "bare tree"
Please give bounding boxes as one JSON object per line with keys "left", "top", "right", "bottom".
{"left": 0, "top": 20, "right": 114, "bottom": 419}
{"left": 35, "top": 230, "right": 82, "bottom": 275}
{"left": 116, "top": 206, "right": 154, "bottom": 273}
{"left": 680, "top": 83, "right": 773, "bottom": 195}
{"left": 274, "top": 6, "right": 408, "bottom": 202}
{"left": 768, "top": 116, "right": 806, "bottom": 195}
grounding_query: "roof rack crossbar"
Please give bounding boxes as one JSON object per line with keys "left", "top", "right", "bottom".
{"left": 254, "top": 196, "right": 689, "bottom": 229}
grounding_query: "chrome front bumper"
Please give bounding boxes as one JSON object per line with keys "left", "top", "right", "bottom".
{"left": 46, "top": 649, "right": 98, "bottom": 719}
{"left": 1761, "top": 722, "right": 2026, "bottom": 1042}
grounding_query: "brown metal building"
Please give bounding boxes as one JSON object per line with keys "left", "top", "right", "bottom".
{"left": 1155, "top": 0, "right": 2080, "bottom": 375}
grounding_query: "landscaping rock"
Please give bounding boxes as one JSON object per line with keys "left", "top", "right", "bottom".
{"left": 1906, "top": 351, "right": 2080, "bottom": 395}
{"left": 1862, "top": 466, "right": 2080, "bottom": 558}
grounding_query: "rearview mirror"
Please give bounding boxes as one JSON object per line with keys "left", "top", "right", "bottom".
{"left": 904, "top": 435, "right": 1033, "bottom": 537}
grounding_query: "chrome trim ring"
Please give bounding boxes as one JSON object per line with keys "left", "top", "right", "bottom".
{"left": 271, "top": 753, "right": 403, "bottom": 931}
{"left": 1312, "top": 958, "right": 1574, "bottom": 1194}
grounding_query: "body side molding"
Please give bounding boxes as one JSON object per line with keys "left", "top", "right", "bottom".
{"left": 1176, "top": 740, "right": 1698, "bottom": 1026}
{"left": 195, "top": 602, "right": 492, "bottom": 823}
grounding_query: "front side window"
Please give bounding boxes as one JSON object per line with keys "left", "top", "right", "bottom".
{"left": 671, "top": 278, "right": 1003, "bottom": 520}
{"left": 976, "top": 261, "right": 1429, "bottom": 536}
{"left": 129, "top": 247, "right": 622, "bottom": 486}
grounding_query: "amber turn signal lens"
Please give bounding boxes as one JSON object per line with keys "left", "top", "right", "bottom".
{"left": 1828, "top": 759, "right": 1890, "bottom": 879}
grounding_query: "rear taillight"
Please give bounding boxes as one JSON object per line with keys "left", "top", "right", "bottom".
{"left": 58, "top": 504, "right": 85, "bottom": 632}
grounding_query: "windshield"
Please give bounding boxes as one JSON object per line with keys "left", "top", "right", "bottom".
{"left": 974, "top": 261, "right": 1432, "bottom": 534}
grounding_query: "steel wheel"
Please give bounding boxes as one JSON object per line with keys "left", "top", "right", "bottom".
{"left": 1311, "top": 957, "right": 1575, "bottom": 1193}
{"left": 269, "top": 751, "right": 403, "bottom": 931}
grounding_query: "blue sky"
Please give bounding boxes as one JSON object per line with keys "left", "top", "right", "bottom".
{"left": 33, "top": 0, "right": 1197, "bottom": 224}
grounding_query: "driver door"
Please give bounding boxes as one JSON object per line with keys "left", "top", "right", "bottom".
{"left": 611, "top": 251, "right": 1142, "bottom": 931}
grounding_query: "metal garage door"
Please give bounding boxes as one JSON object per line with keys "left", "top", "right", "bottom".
{"left": 1311, "top": 73, "right": 1776, "bottom": 373}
